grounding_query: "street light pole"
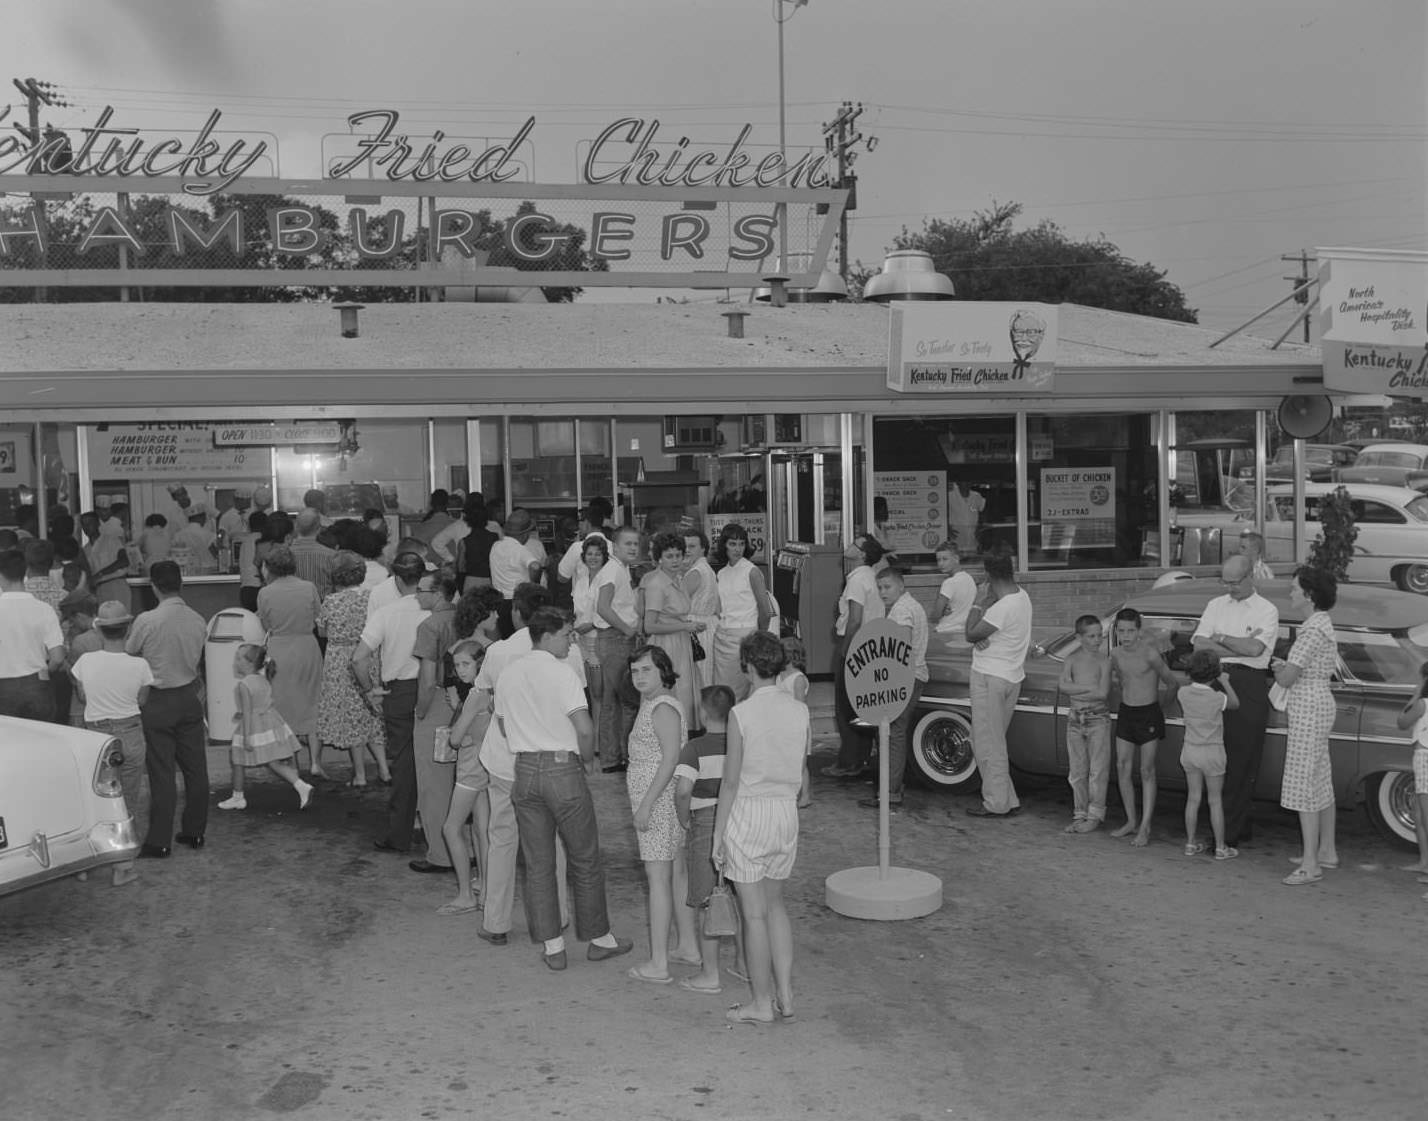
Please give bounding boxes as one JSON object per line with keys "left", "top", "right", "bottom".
{"left": 773, "top": 0, "right": 808, "bottom": 277}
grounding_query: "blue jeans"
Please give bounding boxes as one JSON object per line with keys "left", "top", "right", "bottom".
{"left": 969, "top": 670, "right": 1021, "bottom": 814}
{"left": 886, "top": 680, "right": 925, "bottom": 799}
{"left": 592, "top": 630, "right": 636, "bottom": 763}
{"left": 512, "top": 753, "right": 610, "bottom": 943}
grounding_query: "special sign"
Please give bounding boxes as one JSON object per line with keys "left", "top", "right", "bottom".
{"left": 843, "top": 618, "right": 919, "bottom": 725}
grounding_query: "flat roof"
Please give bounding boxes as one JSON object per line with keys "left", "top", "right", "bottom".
{"left": 0, "top": 300, "right": 1318, "bottom": 373}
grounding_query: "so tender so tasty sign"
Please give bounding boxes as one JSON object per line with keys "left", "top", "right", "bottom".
{"left": 888, "top": 302, "right": 1059, "bottom": 394}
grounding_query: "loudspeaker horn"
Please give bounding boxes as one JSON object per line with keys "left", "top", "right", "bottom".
{"left": 1277, "top": 394, "right": 1334, "bottom": 440}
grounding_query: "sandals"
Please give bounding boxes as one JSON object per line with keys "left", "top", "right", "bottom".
{"left": 1183, "top": 841, "right": 1205, "bottom": 856}
{"left": 1282, "top": 867, "right": 1323, "bottom": 886}
{"left": 1214, "top": 846, "right": 1239, "bottom": 861}
{"left": 725, "top": 1004, "right": 774, "bottom": 1026}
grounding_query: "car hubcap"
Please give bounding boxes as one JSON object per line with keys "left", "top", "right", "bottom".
{"left": 921, "top": 716, "right": 974, "bottom": 779}
{"left": 1380, "top": 771, "right": 1418, "bottom": 840}
{"left": 1404, "top": 566, "right": 1428, "bottom": 595}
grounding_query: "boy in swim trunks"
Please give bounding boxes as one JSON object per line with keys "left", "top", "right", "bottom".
{"left": 1110, "top": 607, "right": 1181, "bottom": 847}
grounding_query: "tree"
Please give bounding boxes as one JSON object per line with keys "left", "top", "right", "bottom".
{"left": 1306, "top": 486, "right": 1358, "bottom": 582}
{"left": 858, "top": 201, "right": 1197, "bottom": 322}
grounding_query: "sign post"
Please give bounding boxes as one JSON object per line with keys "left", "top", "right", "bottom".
{"left": 825, "top": 618, "right": 943, "bottom": 920}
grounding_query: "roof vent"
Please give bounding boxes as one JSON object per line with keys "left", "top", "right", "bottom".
{"left": 862, "top": 250, "right": 954, "bottom": 302}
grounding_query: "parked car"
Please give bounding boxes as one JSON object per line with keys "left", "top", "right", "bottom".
{"left": 1260, "top": 482, "right": 1428, "bottom": 594}
{"left": 907, "top": 579, "right": 1426, "bottom": 848}
{"left": 1264, "top": 443, "right": 1357, "bottom": 483}
{"left": 0, "top": 717, "right": 138, "bottom": 898}
{"left": 1334, "top": 443, "right": 1428, "bottom": 491}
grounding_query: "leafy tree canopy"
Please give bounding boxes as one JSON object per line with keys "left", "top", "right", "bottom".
{"left": 855, "top": 201, "right": 1197, "bottom": 323}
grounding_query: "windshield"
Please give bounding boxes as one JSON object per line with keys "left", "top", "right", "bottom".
{"left": 1406, "top": 497, "right": 1428, "bottom": 523}
{"left": 1357, "top": 451, "right": 1424, "bottom": 469}
{"left": 1335, "top": 626, "right": 1428, "bottom": 686}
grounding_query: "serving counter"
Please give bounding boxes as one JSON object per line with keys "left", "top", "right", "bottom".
{"left": 127, "top": 573, "right": 242, "bottom": 619}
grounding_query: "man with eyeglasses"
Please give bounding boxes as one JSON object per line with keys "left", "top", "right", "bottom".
{"left": 1191, "top": 554, "right": 1279, "bottom": 847}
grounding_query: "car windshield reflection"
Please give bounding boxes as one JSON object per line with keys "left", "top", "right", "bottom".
{"left": 1335, "top": 626, "right": 1428, "bottom": 685}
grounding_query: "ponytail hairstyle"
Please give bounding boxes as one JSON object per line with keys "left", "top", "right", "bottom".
{"left": 238, "top": 643, "right": 278, "bottom": 681}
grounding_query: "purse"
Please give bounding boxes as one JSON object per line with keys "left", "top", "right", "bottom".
{"left": 702, "top": 870, "right": 740, "bottom": 938}
{"left": 433, "top": 725, "right": 458, "bottom": 764}
{"left": 690, "top": 632, "right": 707, "bottom": 663}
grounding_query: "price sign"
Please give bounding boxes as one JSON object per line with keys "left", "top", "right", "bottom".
{"left": 0, "top": 441, "right": 14, "bottom": 474}
{"left": 843, "top": 617, "right": 918, "bottom": 725}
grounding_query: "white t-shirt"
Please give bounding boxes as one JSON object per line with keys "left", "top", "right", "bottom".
{"left": 476, "top": 628, "right": 587, "bottom": 780}
{"left": 71, "top": 650, "right": 154, "bottom": 721}
{"left": 936, "top": 570, "right": 978, "bottom": 635}
{"left": 0, "top": 591, "right": 65, "bottom": 677}
{"left": 489, "top": 536, "right": 542, "bottom": 597}
{"left": 494, "top": 650, "right": 588, "bottom": 754}
{"left": 971, "top": 588, "right": 1033, "bottom": 683}
{"left": 836, "top": 566, "right": 885, "bottom": 638}
{"left": 592, "top": 557, "right": 638, "bottom": 630}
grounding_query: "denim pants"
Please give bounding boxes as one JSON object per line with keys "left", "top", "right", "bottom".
{"left": 140, "top": 682, "right": 208, "bottom": 847}
{"left": 1065, "top": 709, "right": 1111, "bottom": 822}
{"left": 485, "top": 772, "right": 568, "bottom": 936}
{"left": 87, "top": 714, "right": 149, "bottom": 841}
{"left": 885, "top": 680, "right": 926, "bottom": 799}
{"left": 512, "top": 753, "right": 610, "bottom": 943}
{"left": 592, "top": 630, "right": 636, "bottom": 763}
{"left": 381, "top": 679, "right": 419, "bottom": 849}
{"left": 834, "top": 661, "right": 872, "bottom": 772}
{"left": 969, "top": 670, "right": 1021, "bottom": 814}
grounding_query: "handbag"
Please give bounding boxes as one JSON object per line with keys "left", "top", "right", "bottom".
{"left": 433, "top": 725, "right": 458, "bottom": 764}
{"left": 1268, "top": 682, "right": 1289, "bottom": 712}
{"left": 702, "top": 870, "right": 740, "bottom": 938}
{"left": 690, "top": 631, "right": 707, "bottom": 663}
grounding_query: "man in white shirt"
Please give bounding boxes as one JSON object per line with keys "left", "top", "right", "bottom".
{"left": 469, "top": 583, "right": 581, "bottom": 945}
{"left": 1237, "top": 530, "right": 1275, "bottom": 583}
{"left": 860, "top": 567, "right": 929, "bottom": 809}
{"left": 496, "top": 606, "right": 632, "bottom": 971}
{"left": 965, "top": 552, "right": 1033, "bottom": 817}
{"left": 555, "top": 499, "right": 613, "bottom": 585}
{"left": 591, "top": 526, "right": 641, "bottom": 772}
{"left": 354, "top": 552, "right": 431, "bottom": 854}
{"left": 826, "top": 534, "right": 888, "bottom": 778}
{"left": 1193, "top": 553, "right": 1280, "bottom": 846}
{"left": 0, "top": 547, "right": 65, "bottom": 720}
{"left": 490, "top": 508, "right": 545, "bottom": 631}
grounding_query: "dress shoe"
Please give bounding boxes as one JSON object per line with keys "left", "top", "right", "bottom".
{"left": 601, "top": 762, "right": 627, "bottom": 774}
{"left": 476, "top": 927, "right": 508, "bottom": 946}
{"left": 408, "top": 859, "right": 452, "bottom": 874}
{"left": 587, "top": 937, "right": 634, "bottom": 962}
{"left": 138, "top": 843, "right": 171, "bottom": 859}
{"left": 965, "top": 805, "right": 1020, "bottom": 818}
{"left": 542, "top": 949, "right": 568, "bottom": 971}
{"left": 372, "top": 838, "right": 408, "bottom": 853}
{"left": 175, "top": 833, "right": 205, "bottom": 849}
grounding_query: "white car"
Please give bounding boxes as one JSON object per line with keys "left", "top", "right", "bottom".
{"left": 0, "top": 717, "right": 139, "bottom": 897}
{"left": 1335, "top": 443, "right": 1428, "bottom": 491}
{"left": 1262, "top": 482, "right": 1428, "bottom": 594}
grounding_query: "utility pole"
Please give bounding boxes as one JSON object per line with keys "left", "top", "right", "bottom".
{"left": 1281, "top": 249, "right": 1314, "bottom": 344}
{"left": 10, "top": 76, "right": 74, "bottom": 303}
{"left": 822, "top": 101, "right": 875, "bottom": 283}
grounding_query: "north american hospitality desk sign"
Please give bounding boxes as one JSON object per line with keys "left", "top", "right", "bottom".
{"left": 0, "top": 106, "right": 847, "bottom": 290}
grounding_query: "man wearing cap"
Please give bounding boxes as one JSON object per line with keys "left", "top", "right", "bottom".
{"left": 126, "top": 561, "right": 209, "bottom": 858}
{"left": 490, "top": 508, "right": 546, "bottom": 637}
{"left": 354, "top": 551, "right": 431, "bottom": 854}
{"left": 290, "top": 509, "right": 336, "bottom": 599}
{"left": 0, "top": 547, "right": 65, "bottom": 720}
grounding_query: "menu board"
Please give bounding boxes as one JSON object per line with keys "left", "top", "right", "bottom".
{"left": 1040, "top": 466, "right": 1116, "bottom": 549}
{"left": 88, "top": 423, "right": 257, "bottom": 480}
{"left": 874, "top": 471, "right": 946, "bottom": 553}
{"left": 706, "top": 512, "right": 768, "bottom": 564}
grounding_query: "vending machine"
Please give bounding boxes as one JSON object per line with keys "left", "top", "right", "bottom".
{"left": 772, "top": 542, "right": 846, "bottom": 678}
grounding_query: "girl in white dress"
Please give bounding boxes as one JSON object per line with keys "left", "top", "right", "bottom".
{"left": 712, "top": 524, "right": 772, "bottom": 702}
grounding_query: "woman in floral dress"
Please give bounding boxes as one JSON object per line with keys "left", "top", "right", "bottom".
{"left": 641, "top": 532, "right": 701, "bottom": 731}
{"left": 1274, "top": 566, "right": 1339, "bottom": 886}
{"left": 317, "top": 552, "right": 388, "bottom": 788}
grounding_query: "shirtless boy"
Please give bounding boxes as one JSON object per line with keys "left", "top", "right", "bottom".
{"left": 1110, "top": 607, "right": 1180, "bottom": 846}
{"left": 1058, "top": 615, "right": 1112, "bottom": 833}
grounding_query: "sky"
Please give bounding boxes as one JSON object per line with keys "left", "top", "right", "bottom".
{"left": 3, "top": 0, "right": 1425, "bottom": 333}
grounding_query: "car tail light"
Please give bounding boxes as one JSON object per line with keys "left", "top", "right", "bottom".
{"left": 93, "top": 738, "right": 125, "bottom": 798}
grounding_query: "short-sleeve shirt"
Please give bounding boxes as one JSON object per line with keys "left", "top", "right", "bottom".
{"left": 558, "top": 531, "right": 610, "bottom": 582}
{"left": 1178, "top": 683, "right": 1228, "bottom": 751}
{"left": 675, "top": 731, "right": 727, "bottom": 811}
{"left": 476, "top": 629, "right": 586, "bottom": 779}
{"left": 1192, "top": 592, "right": 1279, "bottom": 670}
{"left": 592, "top": 557, "right": 638, "bottom": 630}
{"left": 0, "top": 591, "right": 65, "bottom": 677}
{"left": 836, "top": 565, "right": 885, "bottom": 637}
{"left": 72, "top": 650, "right": 154, "bottom": 721}
{"left": 125, "top": 596, "right": 206, "bottom": 688}
{"left": 887, "top": 591, "right": 929, "bottom": 682}
{"left": 970, "top": 588, "right": 1033, "bottom": 684}
{"left": 494, "top": 649, "right": 587, "bottom": 753}
{"left": 936, "top": 570, "right": 977, "bottom": 635}
{"left": 359, "top": 595, "right": 429, "bottom": 682}
{"left": 489, "top": 536, "right": 541, "bottom": 597}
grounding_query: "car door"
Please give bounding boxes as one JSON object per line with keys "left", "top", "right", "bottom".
{"left": 1347, "top": 499, "right": 1409, "bottom": 584}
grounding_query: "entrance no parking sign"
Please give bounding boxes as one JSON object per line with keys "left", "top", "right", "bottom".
{"left": 842, "top": 617, "right": 918, "bottom": 724}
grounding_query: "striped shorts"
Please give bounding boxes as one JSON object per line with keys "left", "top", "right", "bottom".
{"left": 723, "top": 795, "right": 799, "bottom": 883}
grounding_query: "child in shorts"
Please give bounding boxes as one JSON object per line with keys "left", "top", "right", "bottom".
{"left": 1393, "top": 662, "right": 1428, "bottom": 891}
{"left": 674, "top": 684, "right": 742, "bottom": 995}
{"left": 438, "top": 640, "right": 492, "bottom": 917}
{"left": 1178, "top": 649, "right": 1241, "bottom": 860}
{"left": 1058, "top": 614, "right": 1111, "bottom": 833}
{"left": 1110, "top": 607, "right": 1181, "bottom": 846}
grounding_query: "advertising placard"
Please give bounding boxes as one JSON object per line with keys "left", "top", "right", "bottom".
{"left": 1319, "top": 248, "right": 1428, "bottom": 396}
{"left": 705, "top": 512, "right": 769, "bottom": 565}
{"left": 888, "top": 303, "right": 1058, "bottom": 393}
{"left": 1040, "top": 466, "right": 1116, "bottom": 550}
{"left": 874, "top": 471, "right": 946, "bottom": 553}
{"left": 88, "top": 424, "right": 257, "bottom": 480}
{"left": 212, "top": 423, "right": 343, "bottom": 447}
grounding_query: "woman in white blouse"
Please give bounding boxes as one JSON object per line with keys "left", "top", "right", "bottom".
{"left": 711, "top": 523, "right": 772, "bottom": 702}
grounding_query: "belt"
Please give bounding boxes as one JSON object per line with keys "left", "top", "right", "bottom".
{"left": 0, "top": 672, "right": 43, "bottom": 683}
{"left": 151, "top": 681, "right": 198, "bottom": 691}
{"left": 515, "top": 750, "right": 582, "bottom": 760}
{"left": 88, "top": 715, "right": 142, "bottom": 727}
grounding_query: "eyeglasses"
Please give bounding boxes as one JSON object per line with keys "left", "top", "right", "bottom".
{"left": 1220, "top": 575, "right": 1249, "bottom": 587}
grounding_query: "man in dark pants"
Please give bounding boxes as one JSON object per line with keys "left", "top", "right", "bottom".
{"left": 1192, "top": 554, "right": 1279, "bottom": 846}
{"left": 126, "top": 561, "right": 209, "bottom": 858}
{"left": 354, "top": 552, "right": 430, "bottom": 853}
{"left": 0, "top": 547, "right": 65, "bottom": 721}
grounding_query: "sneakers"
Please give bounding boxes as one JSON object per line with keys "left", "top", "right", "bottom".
{"left": 1214, "top": 846, "right": 1239, "bottom": 861}
{"left": 217, "top": 793, "right": 247, "bottom": 810}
